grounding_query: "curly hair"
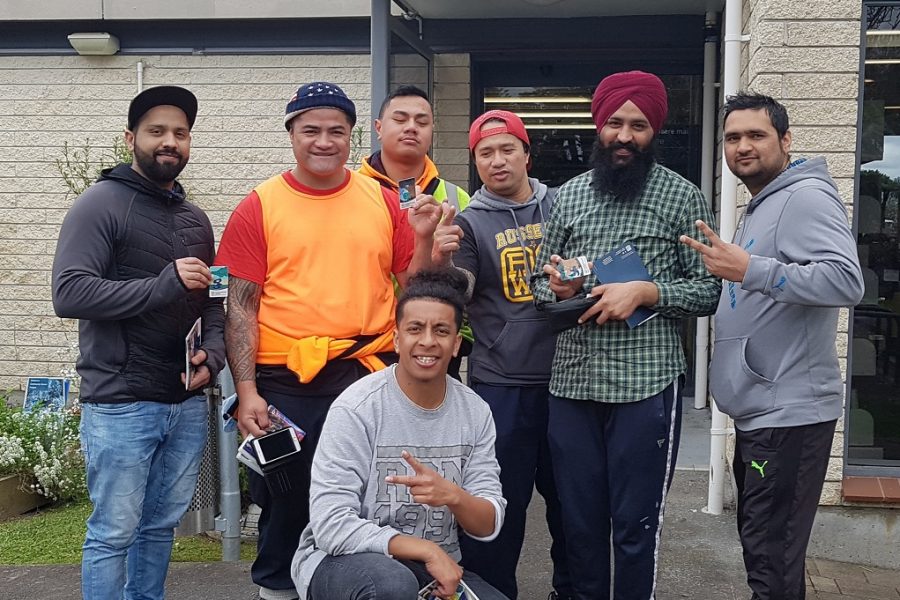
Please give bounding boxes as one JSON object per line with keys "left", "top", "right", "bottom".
{"left": 396, "top": 268, "right": 467, "bottom": 330}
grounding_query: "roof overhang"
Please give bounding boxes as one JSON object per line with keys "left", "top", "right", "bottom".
{"left": 397, "top": 0, "right": 725, "bottom": 19}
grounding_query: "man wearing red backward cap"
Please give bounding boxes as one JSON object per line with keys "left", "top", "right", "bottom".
{"left": 454, "top": 110, "right": 572, "bottom": 600}
{"left": 532, "top": 71, "right": 721, "bottom": 599}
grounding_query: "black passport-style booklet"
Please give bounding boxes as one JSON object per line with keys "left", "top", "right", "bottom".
{"left": 592, "top": 243, "right": 658, "bottom": 328}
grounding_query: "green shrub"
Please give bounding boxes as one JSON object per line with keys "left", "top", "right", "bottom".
{"left": 0, "top": 397, "right": 87, "bottom": 503}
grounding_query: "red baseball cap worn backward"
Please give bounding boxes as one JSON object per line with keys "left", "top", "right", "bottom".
{"left": 468, "top": 109, "right": 530, "bottom": 151}
{"left": 590, "top": 71, "right": 668, "bottom": 135}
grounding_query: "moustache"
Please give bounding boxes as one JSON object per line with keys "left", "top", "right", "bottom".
{"left": 155, "top": 150, "right": 182, "bottom": 159}
{"left": 607, "top": 141, "right": 640, "bottom": 154}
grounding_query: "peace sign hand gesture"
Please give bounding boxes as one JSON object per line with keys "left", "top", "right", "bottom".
{"left": 385, "top": 450, "right": 461, "bottom": 508}
{"left": 679, "top": 219, "right": 750, "bottom": 283}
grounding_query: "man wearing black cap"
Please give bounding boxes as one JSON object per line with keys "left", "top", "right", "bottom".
{"left": 52, "top": 85, "right": 225, "bottom": 600}
{"left": 215, "top": 81, "right": 458, "bottom": 600}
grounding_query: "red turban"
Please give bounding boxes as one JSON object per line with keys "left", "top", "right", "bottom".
{"left": 590, "top": 71, "right": 668, "bottom": 134}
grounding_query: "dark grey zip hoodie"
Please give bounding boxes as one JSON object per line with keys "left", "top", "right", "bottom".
{"left": 709, "top": 157, "right": 864, "bottom": 431}
{"left": 453, "top": 178, "right": 556, "bottom": 385}
{"left": 52, "top": 164, "right": 225, "bottom": 403}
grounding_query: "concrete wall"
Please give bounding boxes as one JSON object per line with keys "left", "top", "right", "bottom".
{"left": 0, "top": 0, "right": 371, "bottom": 20}
{"left": 0, "top": 52, "right": 471, "bottom": 392}
{"left": 740, "top": 0, "right": 863, "bottom": 506}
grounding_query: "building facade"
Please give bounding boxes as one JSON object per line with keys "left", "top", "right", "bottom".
{"left": 0, "top": 0, "right": 897, "bottom": 565}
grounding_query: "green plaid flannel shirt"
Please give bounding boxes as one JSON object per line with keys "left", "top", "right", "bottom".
{"left": 532, "top": 164, "right": 721, "bottom": 402}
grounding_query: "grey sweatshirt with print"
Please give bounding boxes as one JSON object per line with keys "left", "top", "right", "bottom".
{"left": 709, "top": 157, "right": 864, "bottom": 431}
{"left": 290, "top": 366, "right": 506, "bottom": 599}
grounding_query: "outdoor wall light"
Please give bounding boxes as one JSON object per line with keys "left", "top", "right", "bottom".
{"left": 67, "top": 32, "right": 120, "bottom": 56}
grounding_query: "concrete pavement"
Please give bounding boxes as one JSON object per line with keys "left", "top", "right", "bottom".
{"left": 3, "top": 471, "right": 900, "bottom": 599}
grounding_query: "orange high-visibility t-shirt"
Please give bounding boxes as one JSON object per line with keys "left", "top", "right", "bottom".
{"left": 215, "top": 170, "right": 413, "bottom": 366}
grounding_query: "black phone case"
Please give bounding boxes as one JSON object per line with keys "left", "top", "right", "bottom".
{"left": 535, "top": 294, "right": 599, "bottom": 334}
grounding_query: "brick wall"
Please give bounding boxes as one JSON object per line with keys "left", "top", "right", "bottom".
{"left": 741, "top": 0, "right": 863, "bottom": 505}
{"left": 0, "top": 52, "right": 472, "bottom": 392}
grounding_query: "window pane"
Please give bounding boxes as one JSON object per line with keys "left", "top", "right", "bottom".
{"left": 482, "top": 75, "right": 701, "bottom": 188}
{"left": 850, "top": 5, "right": 900, "bottom": 466}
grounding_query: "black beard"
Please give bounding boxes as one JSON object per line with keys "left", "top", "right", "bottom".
{"left": 589, "top": 139, "right": 656, "bottom": 202}
{"left": 133, "top": 145, "right": 188, "bottom": 187}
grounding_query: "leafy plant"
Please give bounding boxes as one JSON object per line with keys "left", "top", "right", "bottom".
{"left": 0, "top": 396, "right": 87, "bottom": 503}
{"left": 348, "top": 125, "right": 368, "bottom": 169}
{"left": 54, "top": 137, "right": 133, "bottom": 198}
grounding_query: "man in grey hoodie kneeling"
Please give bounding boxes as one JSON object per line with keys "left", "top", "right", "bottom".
{"left": 681, "top": 92, "right": 864, "bottom": 600}
{"left": 453, "top": 110, "right": 572, "bottom": 600}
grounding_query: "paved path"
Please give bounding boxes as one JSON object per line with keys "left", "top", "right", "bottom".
{"left": 3, "top": 472, "right": 899, "bottom": 599}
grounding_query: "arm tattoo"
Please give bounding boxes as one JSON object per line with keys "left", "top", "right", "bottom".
{"left": 453, "top": 265, "right": 476, "bottom": 302}
{"left": 225, "top": 276, "right": 262, "bottom": 384}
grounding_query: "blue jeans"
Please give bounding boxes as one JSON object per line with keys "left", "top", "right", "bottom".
{"left": 308, "top": 552, "right": 509, "bottom": 600}
{"left": 80, "top": 396, "right": 209, "bottom": 600}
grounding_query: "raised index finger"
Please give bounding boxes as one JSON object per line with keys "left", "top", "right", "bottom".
{"left": 401, "top": 450, "right": 428, "bottom": 474}
{"left": 695, "top": 220, "right": 723, "bottom": 245}
{"left": 441, "top": 202, "right": 457, "bottom": 224}
{"left": 679, "top": 234, "right": 711, "bottom": 255}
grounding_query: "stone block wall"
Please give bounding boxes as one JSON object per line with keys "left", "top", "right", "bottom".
{"left": 741, "top": 0, "right": 863, "bottom": 505}
{"left": 0, "top": 52, "right": 471, "bottom": 391}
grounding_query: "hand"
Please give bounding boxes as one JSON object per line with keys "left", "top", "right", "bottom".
{"left": 385, "top": 450, "right": 460, "bottom": 508}
{"left": 407, "top": 193, "right": 442, "bottom": 239}
{"left": 542, "top": 255, "right": 587, "bottom": 300}
{"left": 578, "top": 281, "right": 658, "bottom": 326}
{"left": 679, "top": 219, "right": 749, "bottom": 282}
{"left": 176, "top": 257, "right": 213, "bottom": 290}
{"left": 432, "top": 203, "right": 463, "bottom": 266}
{"left": 423, "top": 545, "right": 464, "bottom": 599}
{"left": 181, "top": 348, "right": 211, "bottom": 390}
{"left": 236, "top": 391, "right": 270, "bottom": 437}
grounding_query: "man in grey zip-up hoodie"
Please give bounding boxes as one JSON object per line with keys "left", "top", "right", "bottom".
{"left": 453, "top": 110, "right": 571, "bottom": 600}
{"left": 682, "top": 92, "right": 864, "bottom": 600}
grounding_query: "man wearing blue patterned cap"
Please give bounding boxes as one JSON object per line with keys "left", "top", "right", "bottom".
{"left": 216, "top": 82, "right": 456, "bottom": 600}
{"left": 532, "top": 71, "right": 720, "bottom": 599}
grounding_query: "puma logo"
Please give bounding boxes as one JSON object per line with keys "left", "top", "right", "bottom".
{"left": 750, "top": 460, "right": 768, "bottom": 478}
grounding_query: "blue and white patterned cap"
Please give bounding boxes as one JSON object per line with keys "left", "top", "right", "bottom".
{"left": 284, "top": 81, "right": 357, "bottom": 129}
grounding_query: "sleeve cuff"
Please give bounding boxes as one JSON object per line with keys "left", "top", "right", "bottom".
{"left": 741, "top": 255, "right": 771, "bottom": 292}
{"left": 462, "top": 497, "right": 504, "bottom": 543}
{"left": 653, "top": 281, "right": 676, "bottom": 309}
{"left": 379, "top": 529, "right": 402, "bottom": 557}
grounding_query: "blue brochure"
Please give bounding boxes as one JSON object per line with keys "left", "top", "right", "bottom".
{"left": 592, "top": 243, "right": 658, "bottom": 329}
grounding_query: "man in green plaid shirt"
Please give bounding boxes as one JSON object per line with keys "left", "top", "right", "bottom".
{"left": 531, "top": 71, "right": 720, "bottom": 600}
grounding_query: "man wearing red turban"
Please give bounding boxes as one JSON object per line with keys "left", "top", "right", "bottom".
{"left": 532, "top": 71, "right": 721, "bottom": 599}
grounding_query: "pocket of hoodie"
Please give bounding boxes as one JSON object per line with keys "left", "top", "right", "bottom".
{"left": 709, "top": 336, "right": 775, "bottom": 420}
{"left": 485, "top": 318, "right": 556, "bottom": 380}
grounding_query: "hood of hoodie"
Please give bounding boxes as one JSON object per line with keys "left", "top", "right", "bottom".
{"left": 359, "top": 150, "right": 440, "bottom": 191}
{"left": 746, "top": 157, "right": 834, "bottom": 214}
{"left": 99, "top": 163, "right": 187, "bottom": 204}
{"left": 469, "top": 177, "right": 549, "bottom": 212}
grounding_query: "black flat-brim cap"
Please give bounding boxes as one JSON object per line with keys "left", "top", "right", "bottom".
{"left": 127, "top": 86, "right": 198, "bottom": 131}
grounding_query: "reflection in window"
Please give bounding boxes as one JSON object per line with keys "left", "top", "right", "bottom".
{"left": 850, "top": 4, "right": 900, "bottom": 467}
{"left": 482, "top": 76, "right": 701, "bottom": 188}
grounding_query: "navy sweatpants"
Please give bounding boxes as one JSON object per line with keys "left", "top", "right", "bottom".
{"left": 460, "top": 385, "right": 571, "bottom": 599}
{"left": 549, "top": 382, "right": 681, "bottom": 600}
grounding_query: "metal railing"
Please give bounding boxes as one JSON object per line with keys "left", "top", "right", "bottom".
{"left": 174, "top": 366, "right": 242, "bottom": 561}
